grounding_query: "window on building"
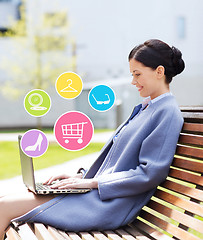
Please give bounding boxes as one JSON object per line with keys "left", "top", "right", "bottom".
{"left": 0, "top": 0, "right": 25, "bottom": 35}
{"left": 177, "top": 16, "right": 186, "bottom": 39}
{"left": 43, "top": 12, "right": 67, "bottom": 28}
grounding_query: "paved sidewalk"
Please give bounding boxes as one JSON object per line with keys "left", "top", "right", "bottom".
{"left": 0, "top": 131, "right": 114, "bottom": 143}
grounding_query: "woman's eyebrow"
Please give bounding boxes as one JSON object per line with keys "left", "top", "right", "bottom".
{"left": 133, "top": 70, "right": 139, "bottom": 73}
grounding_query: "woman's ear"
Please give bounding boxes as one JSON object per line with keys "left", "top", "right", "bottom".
{"left": 156, "top": 65, "right": 165, "bottom": 79}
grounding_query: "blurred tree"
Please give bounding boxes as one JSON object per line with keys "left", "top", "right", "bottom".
{"left": 0, "top": 0, "right": 75, "bottom": 98}
{"left": 0, "top": 0, "right": 75, "bottom": 128}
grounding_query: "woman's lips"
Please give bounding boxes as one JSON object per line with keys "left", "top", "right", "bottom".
{"left": 137, "top": 86, "right": 143, "bottom": 92}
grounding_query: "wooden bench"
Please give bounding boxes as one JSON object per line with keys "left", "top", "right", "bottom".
{"left": 6, "top": 107, "right": 203, "bottom": 240}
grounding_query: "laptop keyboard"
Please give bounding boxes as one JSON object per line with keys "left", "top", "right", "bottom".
{"left": 35, "top": 182, "right": 91, "bottom": 194}
{"left": 36, "top": 183, "right": 52, "bottom": 190}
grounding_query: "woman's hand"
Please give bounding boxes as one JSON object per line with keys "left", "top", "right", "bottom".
{"left": 50, "top": 178, "right": 98, "bottom": 189}
{"left": 44, "top": 173, "right": 83, "bottom": 185}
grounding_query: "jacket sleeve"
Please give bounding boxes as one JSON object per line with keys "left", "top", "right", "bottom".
{"left": 97, "top": 107, "right": 183, "bottom": 201}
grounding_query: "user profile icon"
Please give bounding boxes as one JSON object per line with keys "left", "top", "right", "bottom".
{"left": 24, "top": 89, "right": 51, "bottom": 117}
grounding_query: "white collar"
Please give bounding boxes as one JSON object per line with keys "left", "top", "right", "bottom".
{"left": 142, "top": 92, "right": 172, "bottom": 108}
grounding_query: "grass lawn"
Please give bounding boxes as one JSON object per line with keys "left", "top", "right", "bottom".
{"left": 0, "top": 128, "right": 114, "bottom": 134}
{"left": 0, "top": 141, "right": 105, "bottom": 180}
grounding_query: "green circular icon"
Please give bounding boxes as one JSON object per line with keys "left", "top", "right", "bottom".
{"left": 24, "top": 89, "right": 51, "bottom": 117}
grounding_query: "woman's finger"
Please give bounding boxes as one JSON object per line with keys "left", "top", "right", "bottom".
{"left": 43, "top": 176, "right": 54, "bottom": 185}
{"left": 50, "top": 180, "right": 69, "bottom": 188}
{"left": 58, "top": 184, "right": 75, "bottom": 189}
{"left": 50, "top": 178, "right": 77, "bottom": 189}
{"left": 44, "top": 174, "right": 70, "bottom": 185}
{"left": 50, "top": 178, "right": 96, "bottom": 189}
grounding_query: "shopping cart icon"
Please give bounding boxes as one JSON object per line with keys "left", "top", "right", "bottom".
{"left": 61, "top": 122, "right": 88, "bottom": 144}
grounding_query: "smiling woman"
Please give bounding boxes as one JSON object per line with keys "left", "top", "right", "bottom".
{"left": 129, "top": 40, "right": 185, "bottom": 100}
{"left": 129, "top": 60, "right": 168, "bottom": 100}
{"left": 0, "top": 40, "right": 185, "bottom": 240}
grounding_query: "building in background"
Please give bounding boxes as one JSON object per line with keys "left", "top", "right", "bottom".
{"left": 0, "top": 0, "right": 202, "bottom": 129}
{"left": 0, "top": 0, "right": 21, "bottom": 32}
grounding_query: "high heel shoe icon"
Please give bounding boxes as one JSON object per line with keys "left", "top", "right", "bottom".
{"left": 25, "top": 133, "right": 43, "bottom": 151}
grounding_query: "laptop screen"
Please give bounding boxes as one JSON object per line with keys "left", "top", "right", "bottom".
{"left": 18, "top": 135, "right": 36, "bottom": 192}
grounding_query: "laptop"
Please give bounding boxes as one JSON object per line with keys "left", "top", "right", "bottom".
{"left": 18, "top": 135, "right": 91, "bottom": 195}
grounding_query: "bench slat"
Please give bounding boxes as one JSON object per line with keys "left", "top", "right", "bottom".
{"left": 161, "top": 179, "right": 203, "bottom": 201}
{"left": 91, "top": 231, "right": 109, "bottom": 240}
{"left": 58, "top": 230, "right": 72, "bottom": 240}
{"left": 34, "top": 223, "right": 55, "bottom": 240}
{"left": 180, "top": 105, "right": 203, "bottom": 112}
{"left": 179, "top": 133, "right": 203, "bottom": 146}
{"left": 176, "top": 145, "right": 203, "bottom": 159}
{"left": 146, "top": 199, "right": 203, "bottom": 234}
{"left": 102, "top": 230, "right": 123, "bottom": 240}
{"left": 123, "top": 225, "right": 154, "bottom": 240}
{"left": 6, "top": 225, "right": 21, "bottom": 240}
{"left": 182, "top": 112, "right": 203, "bottom": 120}
{"left": 68, "top": 232, "right": 83, "bottom": 240}
{"left": 79, "top": 232, "right": 98, "bottom": 240}
{"left": 48, "top": 226, "right": 69, "bottom": 239}
{"left": 168, "top": 168, "right": 203, "bottom": 186}
{"left": 140, "top": 211, "right": 200, "bottom": 240}
{"left": 18, "top": 224, "right": 38, "bottom": 240}
{"left": 129, "top": 220, "right": 171, "bottom": 240}
{"left": 180, "top": 106, "right": 203, "bottom": 112}
{"left": 154, "top": 189, "right": 203, "bottom": 217}
{"left": 172, "top": 158, "right": 203, "bottom": 173}
{"left": 182, "top": 122, "right": 203, "bottom": 134}
{"left": 114, "top": 229, "right": 137, "bottom": 240}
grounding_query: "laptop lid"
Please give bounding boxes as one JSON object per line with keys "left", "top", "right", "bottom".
{"left": 18, "top": 135, "right": 36, "bottom": 193}
{"left": 18, "top": 135, "right": 91, "bottom": 195}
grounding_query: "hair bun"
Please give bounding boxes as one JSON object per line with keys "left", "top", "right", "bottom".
{"left": 171, "top": 46, "right": 185, "bottom": 76}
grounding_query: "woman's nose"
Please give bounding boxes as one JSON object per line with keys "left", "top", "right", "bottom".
{"left": 131, "top": 78, "right": 137, "bottom": 85}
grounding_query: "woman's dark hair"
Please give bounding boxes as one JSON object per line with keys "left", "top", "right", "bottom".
{"left": 128, "top": 39, "right": 185, "bottom": 83}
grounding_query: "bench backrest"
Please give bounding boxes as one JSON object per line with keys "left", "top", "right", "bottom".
{"left": 131, "top": 107, "right": 203, "bottom": 240}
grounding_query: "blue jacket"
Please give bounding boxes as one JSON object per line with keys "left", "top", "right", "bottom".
{"left": 13, "top": 95, "right": 183, "bottom": 231}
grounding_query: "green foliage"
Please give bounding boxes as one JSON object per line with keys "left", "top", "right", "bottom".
{"left": 0, "top": 1, "right": 26, "bottom": 38}
{"left": 43, "top": 12, "right": 68, "bottom": 28}
{"left": 0, "top": 0, "right": 74, "bottom": 99}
